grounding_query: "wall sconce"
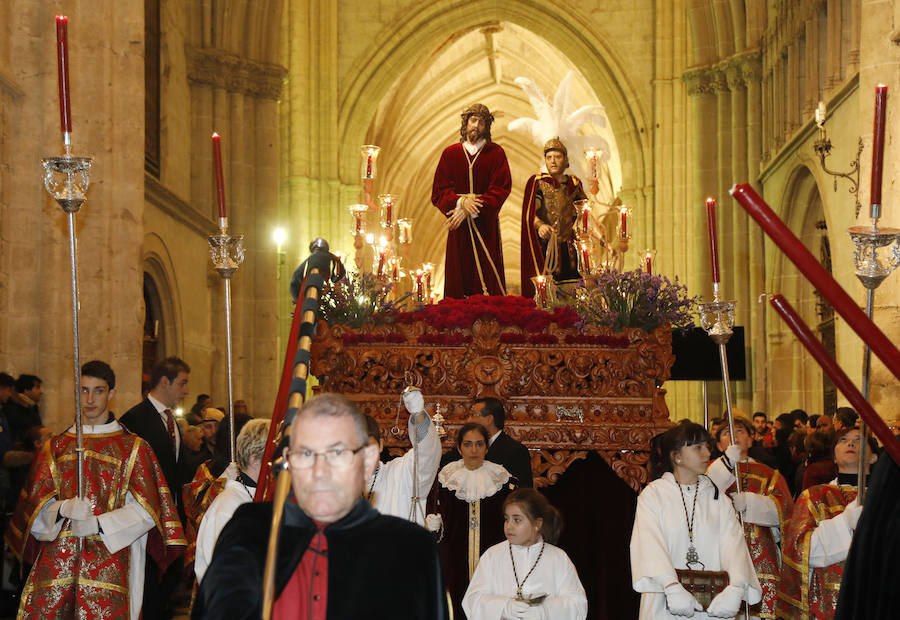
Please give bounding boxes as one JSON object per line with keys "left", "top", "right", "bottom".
{"left": 812, "top": 100, "right": 863, "bottom": 216}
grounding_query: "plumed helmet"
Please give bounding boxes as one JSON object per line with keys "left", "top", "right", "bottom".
{"left": 543, "top": 137, "right": 567, "bottom": 157}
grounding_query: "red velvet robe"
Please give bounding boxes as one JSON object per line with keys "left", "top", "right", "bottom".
{"left": 777, "top": 484, "right": 855, "bottom": 620}
{"left": 432, "top": 141, "right": 511, "bottom": 298}
{"left": 182, "top": 461, "right": 226, "bottom": 565}
{"left": 5, "top": 428, "right": 185, "bottom": 618}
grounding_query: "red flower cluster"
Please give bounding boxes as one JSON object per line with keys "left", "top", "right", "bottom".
{"left": 563, "top": 334, "right": 630, "bottom": 348}
{"left": 417, "top": 333, "right": 472, "bottom": 346}
{"left": 499, "top": 333, "right": 560, "bottom": 345}
{"left": 341, "top": 333, "right": 406, "bottom": 346}
{"left": 394, "top": 295, "right": 580, "bottom": 332}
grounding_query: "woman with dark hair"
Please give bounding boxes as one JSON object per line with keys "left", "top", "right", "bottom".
{"left": 631, "top": 420, "right": 761, "bottom": 619}
{"left": 777, "top": 427, "right": 878, "bottom": 620}
{"left": 426, "top": 422, "right": 517, "bottom": 619}
{"left": 463, "top": 488, "right": 587, "bottom": 619}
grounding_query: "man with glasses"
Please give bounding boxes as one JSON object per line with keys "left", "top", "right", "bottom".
{"left": 194, "top": 393, "right": 448, "bottom": 619}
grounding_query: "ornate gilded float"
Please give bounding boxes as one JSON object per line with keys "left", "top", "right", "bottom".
{"left": 310, "top": 295, "right": 675, "bottom": 491}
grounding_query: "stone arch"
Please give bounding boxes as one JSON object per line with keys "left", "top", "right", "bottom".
{"left": 337, "top": 0, "right": 650, "bottom": 196}
{"left": 768, "top": 164, "right": 829, "bottom": 414}
{"left": 141, "top": 232, "right": 184, "bottom": 359}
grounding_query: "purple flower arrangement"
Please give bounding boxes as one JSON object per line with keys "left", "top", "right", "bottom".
{"left": 574, "top": 268, "right": 698, "bottom": 332}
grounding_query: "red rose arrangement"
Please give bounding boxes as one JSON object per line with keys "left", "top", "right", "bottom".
{"left": 393, "top": 295, "right": 579, "bottom": 332}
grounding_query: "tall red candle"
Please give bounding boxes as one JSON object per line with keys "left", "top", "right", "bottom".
{"left": 871, "top": 84, "right": 888, "bottom": 205}
{"left": 580, "top": 244, "right": 591, "bottom": 273}
{"left": 645, "top": 254, "right": 652, "bottom": 274}
{"left": 705, "top": 197, "right": 720, "bottom": 283}
{"left": 769, "top": 294, "right": 900, "bottom": 464}
{"left": 619, "top": 208, "right": 627, "bottom": 239}
{"left": 581, "top": 205, "right": 590, "bottom": 234}
{"left": 211, "top": 133, "right": 227, "bottom": 219}
{"left": 56, "top": 16, "right": 72, "bottom": 135}
{"left": 731, "top": 183, "right": 900, "bottom": 383}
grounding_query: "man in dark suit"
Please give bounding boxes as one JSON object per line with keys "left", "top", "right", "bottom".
{"left": 119, "top": 356, "right": 190, "bottom": 619}
{"left": 440, "top": 397, "right": 533, "bottom": 487}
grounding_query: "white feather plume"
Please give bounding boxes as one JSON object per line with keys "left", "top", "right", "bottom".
{"left": 508, "top": 71, "right": 618, "bottom": 200}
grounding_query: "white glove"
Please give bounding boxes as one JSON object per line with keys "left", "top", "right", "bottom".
{"left": 71, "top": 516, "right": 100, "bottom": 537}
{"left": 664, "top": 582, "right": 703, "bottom": 616}
{"left": 402, "top": 388, "right": 425, "bottom": 415}
{"left": 58, "top": 497, "right": 92, "bottom": 521}
{"left": 424, "top": 513, "right": 443, "bottom": 532}
{"left": 706, "top": 584, "right": 745, "bottom": 618}
{"left": 222, "top": 462, "right": 239, "bottom": 481}
{"left": 724, "top": 444, "right": 742, "bottom": 466}
{"left": 841, "top": 498, "right": 863, "bottom": 531}
{"left": 502, "top": 599, "right": 530, "bottom": 619}
{"left": 517, "top": 605, "right": 544, "bottom": 620}
{"left": 729, "top": 491, "right": 747, "bottom": 515}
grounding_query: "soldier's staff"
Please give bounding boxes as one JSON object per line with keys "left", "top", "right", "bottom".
{"left": 260, "top": 239, "right": 344, "bottom": 620}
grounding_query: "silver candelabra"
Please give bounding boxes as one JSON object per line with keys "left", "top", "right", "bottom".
{"left": 208, "top": 221, "right": 245, "bottom": 463}
{"left": 848, "top": 218, "right": 900, "bottom": 504}
{"left": 42, "top": 153, "right": 93, "bottom": 499}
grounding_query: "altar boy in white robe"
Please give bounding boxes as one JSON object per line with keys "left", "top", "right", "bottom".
{"left": 630, "top": 420, "right": 761, "bottom": 619}
{"left": 364, "top": 387, "right": 441, "bottom": 525}
{"left": 463, "top": 488, "right": 587, "bottom": 620}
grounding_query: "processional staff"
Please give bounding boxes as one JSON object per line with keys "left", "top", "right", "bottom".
{"left": 207, "top": 132, "right": 244, "bottom": 465}
{"left": 698, "top": 197, "right": 749, "bottom": 620}
{"left": 730, "top": 184, "right": 900, "bottom": 464}
{"left": 42, "top": 15, "right": 93, "bottom": 499}
{"left": 259, "top": 239, "right": 345, "bottom": 619}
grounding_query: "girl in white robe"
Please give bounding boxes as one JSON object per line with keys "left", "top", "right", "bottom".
{"left": 630, "top": 420, "right": 761, "bottom": 619}
{"left": 463, "top": 488, "right": 587, "bottom": 620}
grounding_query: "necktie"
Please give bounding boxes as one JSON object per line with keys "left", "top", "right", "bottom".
{"left": 163, "top": 408, "right": 177, "bottom": 448}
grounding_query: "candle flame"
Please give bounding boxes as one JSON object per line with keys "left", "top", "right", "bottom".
{"left": 706, "top": 197, "right": 716, "bottom": 207}
{"left": 56, "top": 15, "right": 68, "bottom": 22}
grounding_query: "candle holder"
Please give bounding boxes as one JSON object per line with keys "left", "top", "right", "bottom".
{"left": 698, "top": 298, "right": 736, "bottom": 345}
{"left": 848, "top": 222, "right": 900, "bottom": 504}
{"left": 360, "top": 145, "right": 381, "bottom": 181}
{"left": 208, "top": 223, "right": 245, "bottom": 464}
{"left": 42, "top": 153, "right": 93, "bottom": 499}
{"left": 397, "top": 218, "right": 412, "bottom": 247}
{"left": 432, "top": 403, "right": 447, "bottom": 438}
{"left": 348, "top": 204, "right": 370, "bottom": 269}
{"left": 812, "top": 130, "right": 863, "bottom": 217}
{"left": 378, "top": 194, "right": 396, "bottom": 238}
{"left": 583, "top": 148, "right": 603, "bottom": 198}
{"left": 531, "top": 274, "right": 557, "bottom": 308}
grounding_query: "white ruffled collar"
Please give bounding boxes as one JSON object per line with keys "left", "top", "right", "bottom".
{"left": 438, "top": 460, "right": 511, "bottom": 501}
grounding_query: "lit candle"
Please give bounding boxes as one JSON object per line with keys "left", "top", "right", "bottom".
{"left": 580, "top": 243, "right": 591, "bottom": 273}
{"left": 644, "top": 252, "right": 653, "bottom": 274}
{"left": 619, "top": 207, "right": 628, "bottom": 239}
{"left": 428, "top": 292, "right": 436, "bottom": 305}
{"left": 355, "top": 212, "right": 362, "bottom": 234}
{"left": 398, "top": 219, "right": 412, "bottom": 245}
{"left": 536, "top": 275, "right": 547, "bottom": 306}
{"left": 581, "top": 203, "right": 590, "bottom": 235}
{"left": 211, "top": 133, "right": 227, "bottom": 220}
{"left": 56, "top": 16, "right": 72, "bottom": 141}
{"left": 415, "top": 270, "right": 424, "bottom": 303}
{"left": 705, "top": 197, "right": 720, "bottom": 284}
{"left": 815, "top": 101, "right": 826, "bottom": 127}
{"left": 385, "top": 197, "right": 392, "bottom": 226}
{"left": 423, "top": 263, "right": 433, "bottom": 293}
{"left": 769, "top": 294, "right": 900, "bottom": 464}
{"left": 391, "top": 258, "right": 399, "bottom": 282}
{"left": 731, "top": 182, "right": 900, "bottom": 384}
{"left": 366, "top": 154, "right": 373, "bottom": 178}
{"left": 376, "top": 249, "right": 386, "bottom": 277}
{"left": 871, "top": 84, "right": 888, "bottom": 207}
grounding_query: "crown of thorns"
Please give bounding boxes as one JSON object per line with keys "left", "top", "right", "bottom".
{"left": 461, "top": 103, "right": 494, "bottom": 124}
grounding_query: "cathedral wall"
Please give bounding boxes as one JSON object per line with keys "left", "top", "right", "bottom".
{"left": 0, "top": 1, "right": 145, "bottom": 431}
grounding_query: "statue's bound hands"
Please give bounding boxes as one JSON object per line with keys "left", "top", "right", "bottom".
{"left": 461, "top": 195, "right": 483, "bottom": 216}
{"left": 448, "top": 207, "right": 468, "bottom": 230}
{"left": 537, "top": 224, "right": 552, "bottom": 240}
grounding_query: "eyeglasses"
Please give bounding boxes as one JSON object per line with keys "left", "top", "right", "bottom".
{"left": 287, "top": 445, "right": 367, "bottom": 469}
